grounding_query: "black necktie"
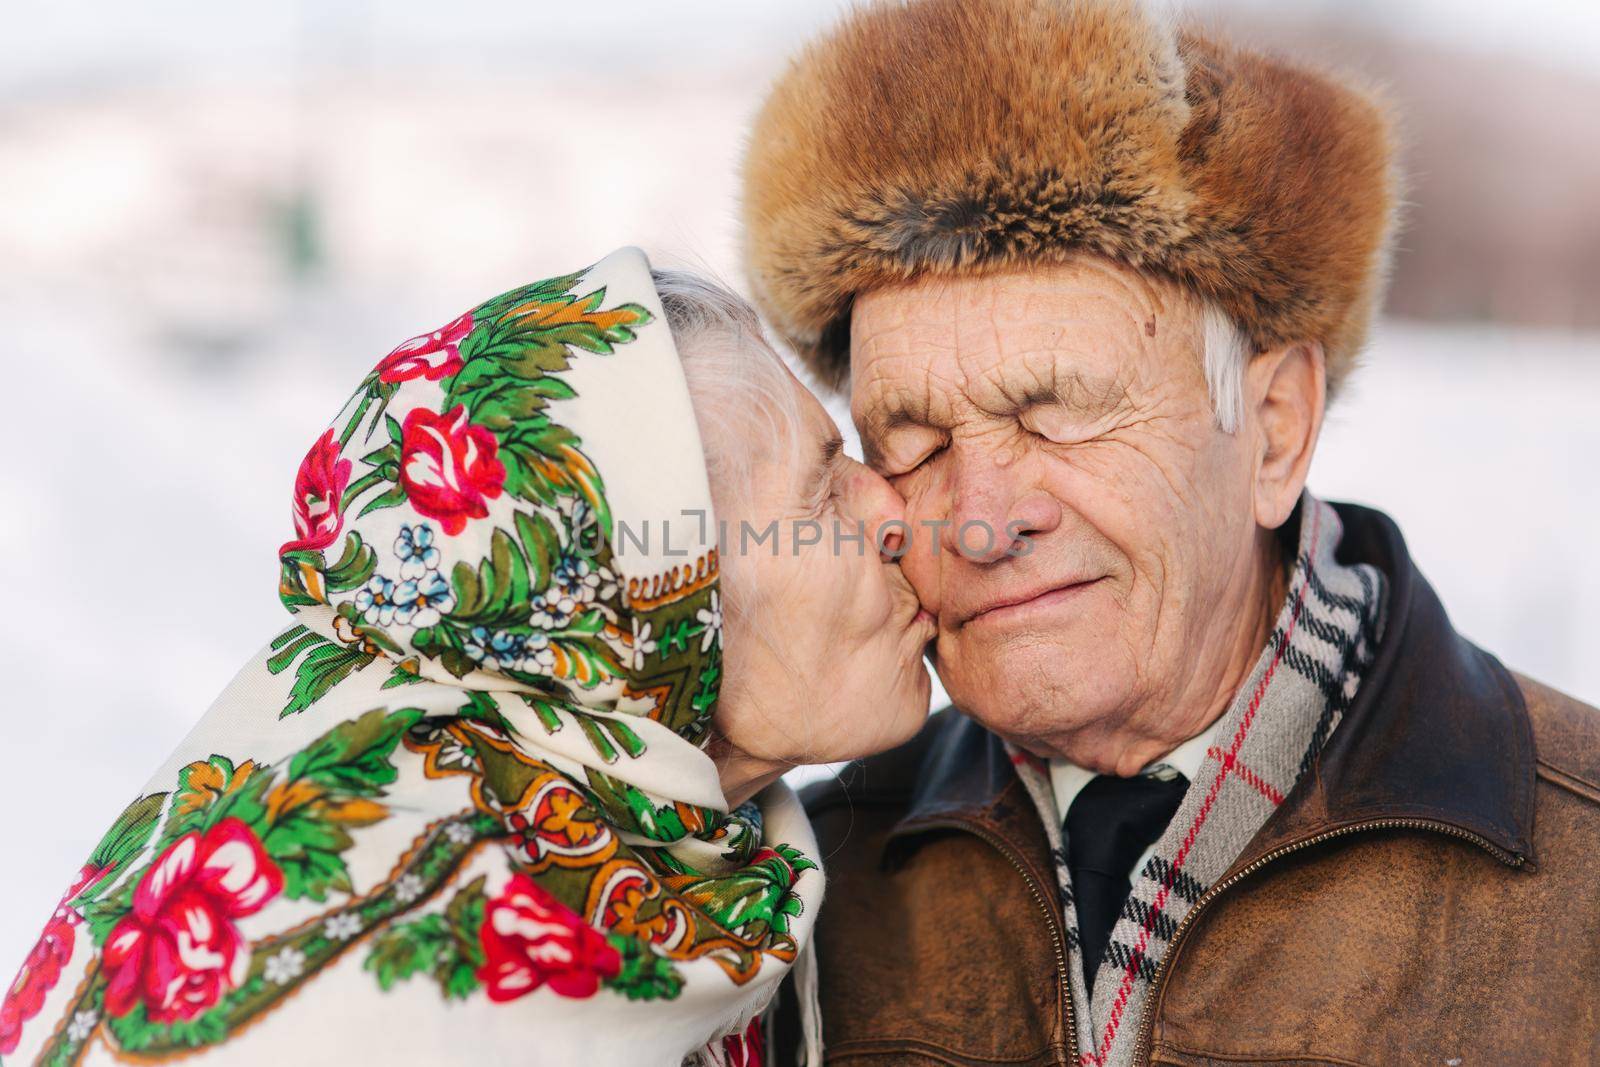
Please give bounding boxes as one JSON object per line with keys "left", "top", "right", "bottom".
{"left": 1064, "top": 772, "right": 1189, "bottom": 992}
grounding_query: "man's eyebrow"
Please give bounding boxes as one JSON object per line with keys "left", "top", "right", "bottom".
{"left": 856, "top": 403, "right": 929, "bottom": 442}
{"left": 1008, "top": 371, "right": 1132, "bottom": 418}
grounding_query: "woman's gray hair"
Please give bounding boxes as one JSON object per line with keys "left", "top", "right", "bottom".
{"left": 651, "top": 269, "right": 801, "bottom": 512}
{"left": 651, "top": 268, "right": 805, "bottom": 700}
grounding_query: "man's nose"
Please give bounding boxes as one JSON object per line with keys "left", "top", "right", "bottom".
{"left": 943, "top": 445, "right": 1061, "bottom": 564}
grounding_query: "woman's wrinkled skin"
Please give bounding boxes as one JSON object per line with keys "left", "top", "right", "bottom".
{"left": 706, "top": 360, "right": 936, "bottom": 806}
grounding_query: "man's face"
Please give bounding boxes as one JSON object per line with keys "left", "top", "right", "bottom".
{"left": 850, "top": 256, "right": 1266, "bottom": 765}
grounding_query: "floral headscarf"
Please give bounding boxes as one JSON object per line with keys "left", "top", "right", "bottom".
{"left": 278, "top": 247, "right": 746, "bottom": 812}
{"left": 3, "top": 248, "right": 820, "bottom": 1067}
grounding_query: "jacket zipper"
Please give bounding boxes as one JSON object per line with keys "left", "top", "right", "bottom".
{"left": 902, "top": 816, "right": 1079, "bottom": 1066}
{"left": 1130, "top": 817, "right": 1525, "bottom": 1066}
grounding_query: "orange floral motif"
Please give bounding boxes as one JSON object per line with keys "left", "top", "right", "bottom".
{"left": 673, "top": 802, "right": 708, "bottom": 836}
{"left": 505, "top": 778, "right": 614, "bottom": 872}
{"left": 331, "top": 614, "right": 382, "bottom": 655}
{"left": 503, "top": 295, "right": 642, "bottom": 336}
{"left": 263, "top": 778, "right": 386, "bottom": 828}
{"left": 618, "top": 680, "right": 671, "bottom": 719}
{"left": 406, "top": 723, "right": 481, "bottom": 784}
{"left": 586, "top": 862, "right": 699, "bottom": 956}
{"left": 173, "top": 758, "right": 262, "bottom": 817}
{"left": 602, "top": 881, "right": 678, "bottom": 944}
{"left": 537, "top": 788, "right": 598, "bottom": 847}
{"left": 281, "top": 560, "right": 326, "bottom": 605}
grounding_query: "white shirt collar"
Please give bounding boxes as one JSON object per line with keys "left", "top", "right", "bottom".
{"left": 1047, "top": 713, "right": 1227, "bottom": 823}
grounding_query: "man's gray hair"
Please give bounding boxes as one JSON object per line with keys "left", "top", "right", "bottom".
{"left": 1202, "top": 302, "right": 1251, "bottom": 435}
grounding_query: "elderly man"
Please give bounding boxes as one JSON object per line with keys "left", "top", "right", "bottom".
{"left": 742, "top": 1, "right": 1600, "bottom": 1064}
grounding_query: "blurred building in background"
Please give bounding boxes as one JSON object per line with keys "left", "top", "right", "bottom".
{"left": 1, "top": 0, "right": 1596, "bottom": 968}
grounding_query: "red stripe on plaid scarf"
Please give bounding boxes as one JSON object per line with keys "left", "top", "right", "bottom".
{"left": 1206, "top": 745, "right": 1287, "bottom": 805}
{"left": 1011, "top": 750, "right": 1049, "bottom": 774}
{"left": 1081, "top": 505, "right": 1323, "bottom": 1067}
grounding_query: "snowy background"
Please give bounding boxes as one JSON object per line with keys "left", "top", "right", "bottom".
{"left": 1, "top": 0, "right": 1597, "bottom": 972}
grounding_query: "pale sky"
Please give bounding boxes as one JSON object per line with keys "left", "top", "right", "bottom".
{"left": 4, "top": 0, "right": 1596, "bottom": 94}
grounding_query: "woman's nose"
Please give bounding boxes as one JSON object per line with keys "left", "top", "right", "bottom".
{"left": 839, "top": 458, "right": 909, "bottom": 559}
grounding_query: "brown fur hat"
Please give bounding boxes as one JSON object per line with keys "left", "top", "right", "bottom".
{"left": 741, "top": 0, "right": 1399, "bottom": 394}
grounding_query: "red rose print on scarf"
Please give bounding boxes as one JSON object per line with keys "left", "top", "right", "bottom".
{"left": 280, "top": 429, "right": 353, "bottom": 555}
{"left": 0, "top": 865, "right": 105, "bottom": 1054}
{"left": 102, "top": 819, "right": 283, "bottom": 1025}
{"left": 477, "top": 874, "right": 620, "bottom": 1001}
{"left": 399, "top": 406, "right": 506, "bottom": 536}
{"left": 376, "top": 311, "right": 473, "bottom": 383}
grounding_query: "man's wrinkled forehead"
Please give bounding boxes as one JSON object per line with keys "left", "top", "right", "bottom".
{"left": 848, "top": 261, "right": 1179, "bottom": 443}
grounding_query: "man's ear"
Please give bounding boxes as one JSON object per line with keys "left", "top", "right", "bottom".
{"left": 1245, "top": 340, "right": 1326, "bottom": 530}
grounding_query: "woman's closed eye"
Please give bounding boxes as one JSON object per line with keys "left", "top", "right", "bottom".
{"left": 803, "top": 433, "right": 845, "bottom": 514}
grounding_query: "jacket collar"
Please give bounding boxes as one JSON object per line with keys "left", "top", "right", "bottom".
{"left": 893, "top": 502, "right": 1537, "bottom": 869}
{"left": 1245, "top": 503, "right": 1536, "bottom": 866}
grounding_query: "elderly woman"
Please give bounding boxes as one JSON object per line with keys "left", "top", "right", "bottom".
{"left": 0, "top": 247, "right": 933, "bottom": 1066}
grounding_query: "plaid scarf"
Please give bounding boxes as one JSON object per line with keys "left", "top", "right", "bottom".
{"left": 1009, "top": 494, "right": 1388, "bottom": 1067}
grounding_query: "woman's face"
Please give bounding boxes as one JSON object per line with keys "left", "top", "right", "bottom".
{"left": 713, "top": 365, "right": 935, "bottom": 768}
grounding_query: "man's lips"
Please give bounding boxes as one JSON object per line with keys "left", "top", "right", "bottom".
{"left": 958, "top": 577, "right": 1105, "bottom": 626}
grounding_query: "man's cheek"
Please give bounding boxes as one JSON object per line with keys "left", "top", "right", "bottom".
{"left": 899, "top": 542, "right": 941, "bottom": 612}
{"left": 895, "top": 503, "right": 943, "bottom": 612}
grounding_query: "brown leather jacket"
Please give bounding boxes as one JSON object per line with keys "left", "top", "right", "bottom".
{"left": 778, "top": 504, "right": 1600, "bottom": 1065}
